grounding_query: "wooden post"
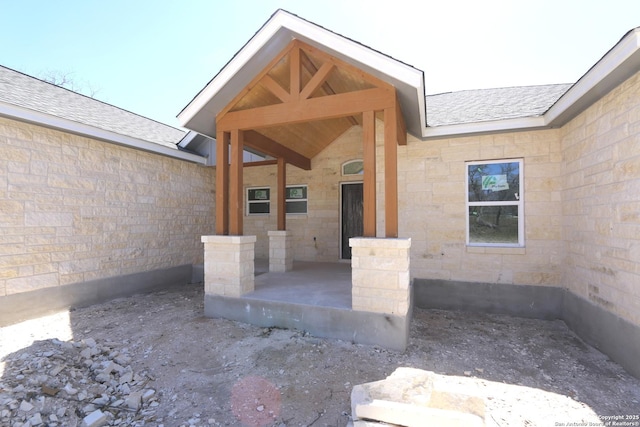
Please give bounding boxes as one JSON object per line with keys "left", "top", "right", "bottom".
{"left": 363, "top": 110, "right": 376, "bottom": 237}
{"left": 215, "top": 130, "right": 229, "bottom": 235}
{"left": 277, "top": 157, "right": 286, "bottom": 231}
{"left": 229, "top": 129, "right": 244, "bottom": 235}
{"left": 384, "top": 107, "right": 398, "bottom": 238}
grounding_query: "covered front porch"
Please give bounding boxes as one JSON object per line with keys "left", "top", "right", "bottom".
{"left": 179, "top": 11, "right": 425, "bottom": 350}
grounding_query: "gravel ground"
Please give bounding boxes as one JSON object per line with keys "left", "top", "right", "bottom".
{"left": 1, "top": 282, "right": 639, "bottom": 427}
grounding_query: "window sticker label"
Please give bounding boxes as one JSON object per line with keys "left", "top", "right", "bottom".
{"left": 482, "top": 174, "right": 509, "bottom": 191}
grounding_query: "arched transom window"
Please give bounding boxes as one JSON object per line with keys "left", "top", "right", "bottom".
{"left": 342, "top": 160, "right": 364, "bottom": 176}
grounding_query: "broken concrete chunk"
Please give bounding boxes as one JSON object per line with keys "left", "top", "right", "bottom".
{"left": 19, "top": 399, "right": 34, "bottom": 412}
{"left": 29, "top": 412, "right": 43, "bottom": 425}
{"left": 63, "top": 383, "right": 78, "bottom": 395}
{"left": 125, "top": 390, "right": 143, "bottom": 410}
{"left": 141, "top": 389, "right": 156, "bottom": 402}
{"left": 355, "top": 399, "right": 484, "bottom": 427}
{"left": 49, "top": 364, "right": 65, "bottom": 377}
{"left": 83, "top": 338, "right": 97, "bottom": 348}
{"left": 351, "top": 368, "right": 486, "bottom": 427}
{"left": 82, "top": 409, "right": 107, "bottom": 427}
{"left": 80, "top": 348, "right": 92, "bottom": 359}
{"left": 119, "top": 371, "right": 133, "bottom": 384}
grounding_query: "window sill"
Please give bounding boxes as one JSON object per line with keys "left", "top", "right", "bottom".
{"left": 466, "top": 246, "right": 526, "bottom": 255}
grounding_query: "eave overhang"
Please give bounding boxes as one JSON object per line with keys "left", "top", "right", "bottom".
{"left": 1, "top": 102, "right": 207, "bottom": 164}
{"left": 422, "top": 27, "right": 640, "bottom": 140}
{"left": 180, "top": 9, "right": 640, "bottom": 143}
{"left": 178, "top": 9, "right": 426, "bottom": 140}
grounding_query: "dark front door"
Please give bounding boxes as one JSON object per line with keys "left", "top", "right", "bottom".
{"left": 341, "top": 182, "right": 363, "bottom": 259}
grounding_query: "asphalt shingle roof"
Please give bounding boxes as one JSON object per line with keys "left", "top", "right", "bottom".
{"left": 1, "top": 64, "right": 573, "bottom": 142}
{"left": 0, "top": 65, "right": 185, "bottom": 148}
{"left": 426, "top": 84, "right": 572, "bottom": 127}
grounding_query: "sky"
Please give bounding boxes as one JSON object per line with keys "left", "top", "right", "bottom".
{"left": 2, "top": 0, "right": 640, "bottom": 128}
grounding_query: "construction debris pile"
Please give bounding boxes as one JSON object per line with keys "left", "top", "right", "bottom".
{"left": 0, "top": 337, "right": 159, "bottom": 427}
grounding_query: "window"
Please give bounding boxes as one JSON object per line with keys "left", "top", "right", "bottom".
{"left": 286, "top": 185, "right": 307, "bottom": 214}
{"left": 247, "top": 187, "right": 270, "bottom": 215}
{"left": 466, "top": 159, "right": 523, "bottom": 247}
{"left": 342, "top": 160, "right": 364, "bottom": 176}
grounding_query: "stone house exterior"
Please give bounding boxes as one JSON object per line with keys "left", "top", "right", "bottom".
{"left": 1, "top": 10, "right": 639, "bottom": 376}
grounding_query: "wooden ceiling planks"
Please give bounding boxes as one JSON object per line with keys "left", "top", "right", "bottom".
{"left": 216, "top": 39, "right": 400, "bottom": 168}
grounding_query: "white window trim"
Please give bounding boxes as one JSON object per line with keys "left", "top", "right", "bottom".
{"left": 466, "top": 159, "right": 524, "bottom": 247}
{"left": 286, "top": 184, "right": 308, "bottom": 215}
{"left": 247, "top": 186, "right": 270, "bottom": 216}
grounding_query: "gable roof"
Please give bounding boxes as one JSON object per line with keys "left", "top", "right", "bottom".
{"left": 0, "top": 65, "right": 206, "bottom": 164}
{"left": 178, "top": 9, "right": 425, "bottom": 140}
{"left": 180, "top": 10, "right": 640, "bottom": 142}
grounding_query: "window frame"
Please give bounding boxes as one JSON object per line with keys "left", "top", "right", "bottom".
{"left": 465, "top": 159, "right": 524, "bottom": 247}
{"left": 246, "top": 187, "right": 270, "bottom": 216}
{"left": 285, "top": 185, "right": 308, "bottom": 215}
{"left": 342, "top": 159, "right": 364, "bottom": 176}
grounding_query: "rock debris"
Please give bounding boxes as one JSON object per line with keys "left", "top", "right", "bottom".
{"left": 0, "top": 337, "right": 159, "bottom": 427}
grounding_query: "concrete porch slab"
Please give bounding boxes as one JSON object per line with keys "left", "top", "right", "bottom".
{"left": 250, "top": 260, "right": 352, "bottom": 308}
{"left": 204, "top": 260, "right": 410, "bottom": 350}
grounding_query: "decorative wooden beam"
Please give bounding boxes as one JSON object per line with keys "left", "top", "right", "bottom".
{"left": 299, "top": 41, "right": 392, "bottom": 90}
{"left": 260, "top": 75, "right": 291, "bottom": 103}
{"left": 218, "top": 40, "right": 298, "bottom": 119}
{"left": 300, "top": 62, "right": 334, "bottom": 100}
{"left": 277, "top": 157, "right": 286, "bottom": 231}
{"left": 215, "top": 130, "right": 229, "bottom": 235}
{"left": 218, "top": 87, "right": 394, "bottom": 131}
{"left": 290, "top": 46, "right": 301, "bottom": 100}
{"left": 384, "top": 106, "right": 399, "bottom": 238}
{"left": 229, "top": 129, "right": 244, "bottom": 235}
{"left": 298, "top": 50, "right": 358, "bottom": 126}
{"left": 243, "top": 130, "right": 311, "bottom": 171}
{"left": 362, "top": 111, "right": 376, "bottom": 237}
{"left": 244, "top": 159, "right": 278, "bottom": 168}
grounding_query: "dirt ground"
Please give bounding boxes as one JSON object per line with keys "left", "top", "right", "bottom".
{"left": 1, "top": 282, "right": 640, "bottom": 427}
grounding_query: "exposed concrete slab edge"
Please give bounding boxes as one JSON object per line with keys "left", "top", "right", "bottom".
{"left": 413, "top": 278, "right": 564, "bottom": 320}
{"left": 205, "top": 294, "right": 409, "bottom": 351}
{"left": 191, "top": 264, "right": 204, "bottom": 284}
{"left": 413, "top": 279, "right": 640, "bottom": 380}
{"left": 563, "top": 291, "right": 640, "bottom": 379}
{"left": 0, "top": 264, "right": 193, "bottom": 327}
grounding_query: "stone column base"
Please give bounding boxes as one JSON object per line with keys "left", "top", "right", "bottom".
{"left": 201, "top": 235, "right": 256, "bottom": 297}
{"left": 268, "top": 230, "right": 293, "bottom": 272}
{"left": 350, "top": 237, "right": 412, "bottom": 315}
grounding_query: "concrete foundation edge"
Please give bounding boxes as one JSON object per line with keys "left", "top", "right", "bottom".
{"left": 0, "top": 264, "right": 193, "bottom": 327}
{"left": 205, "top": 294, "right": 410, "bottom": 351}
{"left": 562, "top": 291, "right": 640, "bottom": 379}
{"left": 414, "top": 278, "right": 640, "bottom": 379}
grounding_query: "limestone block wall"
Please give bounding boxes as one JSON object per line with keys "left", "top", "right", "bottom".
{"left": 0, "top": 117, "right": 215, "bottom": 297}
{"left": 243, "top": 118, "right": 565, "bottom": 291}
{"left": 397, "top": 128, "right": 564, "bottom": 288}
{"left": 560, "top": 71, "right": 640, "bottom": 326}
